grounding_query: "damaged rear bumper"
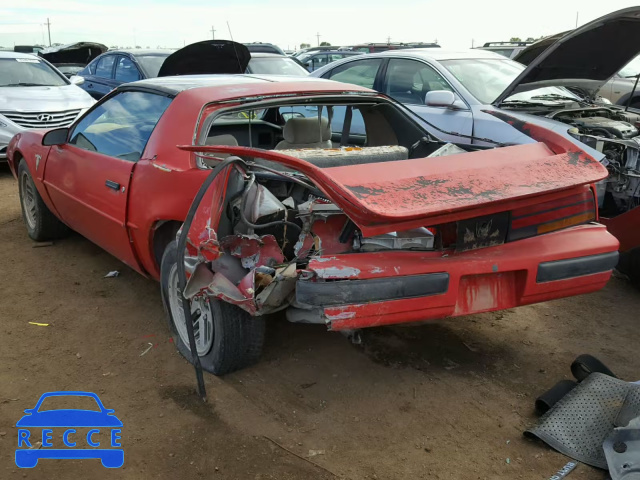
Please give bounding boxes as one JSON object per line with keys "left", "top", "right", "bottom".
{"left": 290, "top": 224, "right": 618, "bottom": 331}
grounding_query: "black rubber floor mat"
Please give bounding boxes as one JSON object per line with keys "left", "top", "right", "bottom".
{"left": 526, "top": 373, "right": 640, "bottom": 469}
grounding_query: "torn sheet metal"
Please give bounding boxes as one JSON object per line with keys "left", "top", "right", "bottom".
{"left": 220, "top": 234, "right": 285, "bottom": 269}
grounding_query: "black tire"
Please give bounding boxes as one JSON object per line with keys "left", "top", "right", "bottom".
{"left": 17, "top": 159, "right": 69, "bottom": 241}
{"left": 571, "top": 354, "right": 616, "bottom": 382}
{"left": 535, "top": 380, "right": 578, "bottom": 415}
{"left": 160, "top": 240, "right": 265, "bottom": 375}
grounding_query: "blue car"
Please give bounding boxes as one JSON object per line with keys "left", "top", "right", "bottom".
{"left": 15, "top": 391, "right": 123, "bottom": 468}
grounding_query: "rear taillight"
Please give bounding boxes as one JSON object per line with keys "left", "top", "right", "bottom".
{"left": 508, "top": 187, "right": 596, "bottom": 242}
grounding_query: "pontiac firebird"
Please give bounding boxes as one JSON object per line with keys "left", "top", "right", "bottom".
{"left": 7, "top": 74, "right": 619, "bottom": 375}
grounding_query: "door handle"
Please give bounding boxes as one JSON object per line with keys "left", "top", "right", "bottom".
{"left": 105, "top": 180, "right": 120, "bottom": 191}
{"left": 87, "top": 83, "right": 93, "bottom": 88}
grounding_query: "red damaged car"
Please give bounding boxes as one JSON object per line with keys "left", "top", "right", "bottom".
{"left": 7, "top": 67, "right": 619, "bottom": 374}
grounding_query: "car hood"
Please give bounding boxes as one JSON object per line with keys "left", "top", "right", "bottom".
{"left": 494, "top": 6, "right": 640, "bottom": 104}
{"left": 158, "top": 40, "right": 250, "bottom": 77}
{"left": 0, "top": 85, "right": 95, "bottom": 112}
{"left": 16, "top": 410, "right": 123, "bottom": 427}
{"left": 39, "top": 42, "right": 108, "bottom": 66}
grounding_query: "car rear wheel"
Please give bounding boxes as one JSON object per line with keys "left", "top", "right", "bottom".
{"left": 18, "top": 159, "right": 69, "bottom": 241}
{"left": 160, "top": 240, "right": 265, "bottom": 375}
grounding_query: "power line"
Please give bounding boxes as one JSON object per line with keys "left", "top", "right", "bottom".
{"left": 44, "top": 17, "right": 51, "bottom": 46}
{"left": 211, "top": 25, "right": 216, "bottom": 40}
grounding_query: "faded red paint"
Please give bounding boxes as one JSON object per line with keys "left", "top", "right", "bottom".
{"left": 179, "top": 141, "right": 607, "bottom": 237}
{"left": 602, "top": 207, "right": 640, "bottom": 253}
{"left": 304, "top": 224, "right": 618, "bottom": 331}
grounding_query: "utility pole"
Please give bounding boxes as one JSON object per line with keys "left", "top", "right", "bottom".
{"left": 387, "top": 36, "right": 391, "bottom": 45}
{"left": 316, "top": 32, "right": 320, "bottom": 46}
{"left": 575, "top": 11, "right": 579, "bottom": 28}
{"left": 471, "top": 38, "right": 474, "bottom": 48}
{"left": 211, "top": 26, "right": 216, "bottom": 40}
{"left": 45, "top": 17, "right": 51, "bottom": 46}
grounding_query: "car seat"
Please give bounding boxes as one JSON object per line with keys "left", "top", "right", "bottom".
{"left": 275, "top": 117, "right": 332, "bottom": 150}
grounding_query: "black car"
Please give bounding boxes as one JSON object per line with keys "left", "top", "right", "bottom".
{"left": 76, "top": 49, "right": 173, "bottom": 99}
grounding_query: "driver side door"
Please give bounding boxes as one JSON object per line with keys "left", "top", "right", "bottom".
{"left": 43, "top": 90, "right": 172, "bottom": 270}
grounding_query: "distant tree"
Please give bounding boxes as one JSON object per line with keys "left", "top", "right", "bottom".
{"left": 110, "top": 45, "right": 119, "bottom": 49}
{"left": 135, "top": 45, "right": 141, "bottom": 49}
{"left": 510, "top": 37, "right": 522, "bottom": 42}
{"left": 525, "top": 37, "right": 535, "bottom": 42}
{"left": 52, "top": 42, "right": 62, "bottom": 46}
{"left": 300, "top": 42, "right": 310, "bottom": 49}
{"left": 319, "top": 41, "right": 331, "bottom": 46}
{"left": 146, "top": 45, "right": 150, "bottom": 48}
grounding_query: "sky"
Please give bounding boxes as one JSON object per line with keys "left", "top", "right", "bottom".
{"left": 1, "top": 0, "right": 639, "bottom": 51}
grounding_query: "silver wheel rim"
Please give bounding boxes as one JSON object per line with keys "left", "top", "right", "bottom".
{"left": 20, "top": 172, "right": 37, "bottom": 230}
{"left": 167, "top": 264, "right": 214, "bottom": 356}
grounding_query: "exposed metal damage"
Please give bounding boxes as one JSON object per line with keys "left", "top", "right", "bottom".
{"left": 175, "top": 134, "right": 613, "bottom": 332}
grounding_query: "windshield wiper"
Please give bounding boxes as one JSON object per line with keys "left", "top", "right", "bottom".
{"left": 500, "top": 99, "right": 554, "bottom": 107}
{"left": 3, "top": 83, "right": 54, "bottom": 87}
{"left": 530, "top": 93, "right": 580, "bottom": 102}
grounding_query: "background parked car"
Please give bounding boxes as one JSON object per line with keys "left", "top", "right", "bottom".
{"left": 295, "top": 50, "right": 362, "bottom": 72}
{"left": 478, "top": 41, "right": 533, "bottom": 59}
{"left": 75, "top": 49, "right": 174, "bottom": 99}
{"left": 39, "top": 42, "right": 108, "bottom": 79}
{"left": 76, "top": 43, "right": 307, "bottom": 99}
{"left": 244, "top": 43, "right": 286, "bottom": 55}
{"left": 0, "top": 51, "right": 94, "bottom": 161}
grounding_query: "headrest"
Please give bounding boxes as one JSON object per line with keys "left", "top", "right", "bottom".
{"left": 390, "top": 66, "right": 416, "bottom": 91}
{"left": 205, "top": 134, "right": 239, "bottom": 146}
{"left": 283, "top": 117, "right": 331, "bottom": 144}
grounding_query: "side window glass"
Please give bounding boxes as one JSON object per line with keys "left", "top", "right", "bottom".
{"left": 330, "top": 54, "right": 343, "bottom": 62}
{"left": 312, "top": 54, "right": 328, "bottom": 70}
{"left": 385, "top": 59, "right": 453, "bottom": 105}
{"left": 328, "top": 58, "right": 383, "bottom": 89}
{"left": 95, "top": 55, "right": 115, "bottom": 79}
{"left": 69, "top": 91, "right": 172, "bottom": 161}
{"left": 88, "top": 61, "right": 97, "bottom": 75}
{"left": 115, "top": 56, "right": 141, "bottom": 82}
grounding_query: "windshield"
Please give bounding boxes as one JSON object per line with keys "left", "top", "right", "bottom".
{"left": 137, "top": 54, "right": 171, "bottom": 77}
{"left": 440, "top": 58, "right": 579, "bottom": 104}
{"left": 619, "top": 54, "right": 640, "bottom": 78}
{"left": 247, "top": 57, "right": 308, "bottom": 76}
{"left": 0, "top": 57, "right": 67, "bottom": 87}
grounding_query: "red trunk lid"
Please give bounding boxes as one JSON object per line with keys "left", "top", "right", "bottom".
{"left": 179, "top": 141, "right": 608, "bottom": 236}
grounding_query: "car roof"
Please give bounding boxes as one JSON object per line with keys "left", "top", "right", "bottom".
{"left": 250, "top": 53, "right": 288, "bottom": 58}
{"left": 304, "top": 50, "right": 360, "bottom": 55}
{"left": 108, "top": 49, "right": 175, "bottom": 56}
{"left": 123, "top": 74, "right": 375, "bottom": 97}
{"left": 364, "top": 48, "right": 507, "bottom": 61}
{"left": 0, "top": 51, "right": 40, "bottom": 59}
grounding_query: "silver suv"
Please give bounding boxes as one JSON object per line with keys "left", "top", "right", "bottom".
{"left": 0, "top": 51, "right": 95, "bottom": 160}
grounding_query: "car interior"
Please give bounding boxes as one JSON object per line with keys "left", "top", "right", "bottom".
{"left": 198, "top": 99, "right": 468, "bottom": 169}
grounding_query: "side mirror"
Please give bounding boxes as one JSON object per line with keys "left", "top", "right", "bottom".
{"left": 42, "top": 127, "right": 70, "bottom": 146}
{"left": 425, "top": 90, "right": 456, "bottom": 107}
{"left": 69, "top": 75, "right": 85, "bottom": 86}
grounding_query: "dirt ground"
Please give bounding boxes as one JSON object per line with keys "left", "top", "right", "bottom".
{"left": 0, "top": 165, "right": 639, "bottom": 480}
